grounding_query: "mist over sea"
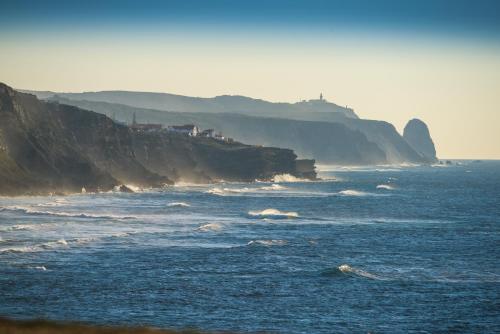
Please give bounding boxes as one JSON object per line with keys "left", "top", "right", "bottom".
{"left": 1, "top": 161, "right": 499, "bottom": 333}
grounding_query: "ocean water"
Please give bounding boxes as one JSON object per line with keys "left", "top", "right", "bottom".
{"left": 1, "top": 161, "right": 499, "bottom": 333}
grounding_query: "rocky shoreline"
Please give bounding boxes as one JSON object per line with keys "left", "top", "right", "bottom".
{"left": 0, "top": 83, "right": 316, "bottom": 196}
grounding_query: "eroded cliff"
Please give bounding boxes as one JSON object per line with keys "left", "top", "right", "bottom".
{"left": 0, "top": 83, "right": 316, "bottom": 195}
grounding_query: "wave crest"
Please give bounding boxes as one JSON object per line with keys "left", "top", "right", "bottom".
{"left": 260, "top": 184, "right": 287, "bottom": 191}
{"left": 338, "top": 264, "right": 383, "bottom": 280}
{"left": 0, "top": 206, "right": 135, "bottom": 220}
{"left": 196, "top": 223, "right": 223, "bottom": 232}
{"left": 339, "top": 190, "right": 370, "bottom": 196}
{"left": 272, "top": 174, "right": 308, "bottom": 183}
{"left": 376, "top": 184, "right": 395, "bottom": 190}
{"left": 248, "top": 208, "right": 299, "bottom": 219}
{"left": 247, "top": 239, "right": 287, "bottom": 247}
{"left": 167, "top": 202, "right": 191, "bottom": 207}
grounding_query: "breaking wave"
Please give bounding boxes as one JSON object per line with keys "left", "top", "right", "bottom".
{"left": 123, "top": 184, "right": 142, "bottom": 192}
{"left": 37, "top": 198, "right": 69, "bottom": 207}
{"left": 272, "top": 174, "right": 309, "bottom": 183}
{"left": 260, "top": 184, "right": 287, "bottom": 191}
{"left": 338, "top": 190, "right": 370, "bottom": 196}
{"left": 1, "top": 224, "right": 36, "bottom": 232}
{"left": 167, "top": 202, "right": 191, "bottom": 207}
{"left": 322, "top": 264, "right": 384, "bottom": 280}
{"left": 28, "top": 266, "right": 47, "bottom": 271}
{"left": 0, "top": 206, "right": 135, "bottom": 220}
{"left": 205, "top": 187, "right": 251, "bottom": 196}
{"left": 0, "top": 232, "right": 135, "bottom": 254}
{"left": 196, "top": 223, "right": 223, "bottom": 232}
{"left": 248, "top": 208, "right": 299, "bottom": 219}
{"left": 206, "top": 186, "right": 272, "bottom": 196}
{"left": 1, "top": 238, "right": 69, "bottom": 254}
{"left": 205, "top": 188, "right": 225, "bottom": 196}
{"left": 376, "top": 184, "right": 395, "bottom": 190}
{"left": 42, "top": 239, "right": 68, "bottom": 248}
{"left": 247, "top": 239, "right": 288, "bottom": 247}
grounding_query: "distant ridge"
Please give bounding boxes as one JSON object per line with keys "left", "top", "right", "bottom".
{"left": 23, "top": 88, "right": 437, "bottom": 165}
{"left": 19, "top": 89, "right": 358, "bottom": 119}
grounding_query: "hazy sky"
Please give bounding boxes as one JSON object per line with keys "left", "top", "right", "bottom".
{"left": 1, "top": 0, "right": 499, "bottom": 159}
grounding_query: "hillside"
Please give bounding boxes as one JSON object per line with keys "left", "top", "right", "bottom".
{"left": 47, "top": 96, "right": 436, "bottom": 164}
{"left": 0, "top": 84, "right": 316, "bottom": 195}
{"left": 20, "top": 89, "right": 358, "bottom": 119}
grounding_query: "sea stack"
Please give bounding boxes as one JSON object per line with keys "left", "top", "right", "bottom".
{"left": 403, "top": 118, "right": 437, "bottom": 162}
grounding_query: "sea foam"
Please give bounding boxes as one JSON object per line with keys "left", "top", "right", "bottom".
{"left": 206, "top": 187, "right": 252, "bottom": 196}
{"left": 338, "top": 190, "right": 370, "bottom": 196}
{"left": 272, "top": 174, "right": 309, "bottom": 183}
{"left": 260, "top": 184, "right": 287, "bottom": 191}
{"left": 376, "top": 184, "right": 395, "bottom": 190}
{"left": 167, "top": 202, "right": 191, "bottom": 207}
{"left": 0, "top": 206, "right": 135, "bottom": 220}
{"left": 247, "top": 239, "right": 288, "bottom": 247}
{"left": 248, "top": 208, "right": 299, "bottom": 219}
{"left": 338, "top": 264, "right": 383, "bottom": 280}
{"left": 196, "top": 223, "right": 223, "bottom": 232}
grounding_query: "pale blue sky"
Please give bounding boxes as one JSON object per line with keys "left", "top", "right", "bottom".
{"left": 1, "top": 0, "right": 499, "bottom": 158}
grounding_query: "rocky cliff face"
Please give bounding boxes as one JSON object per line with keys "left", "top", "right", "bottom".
{"left": 0, "top": 84, "right": 315, "bottom": 195}
{"left": 132, "top": 131, "right": 315, "bottom": 182}
{"left": 403, "top": 119, "right": 437, "bottom": 162}
{"left": 50, "top": 104, "right": 170, "bottom": 187}
{"left": 46, "top": 97, "right": 388, "bottom": 164}
{"left": 0, "top": 84, "right": 117, "bottom": 195}
{"left": 44, "top": 95, "right": 434, "bottom": 165}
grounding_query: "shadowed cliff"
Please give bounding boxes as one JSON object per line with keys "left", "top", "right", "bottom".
{"left": 37, "top": 92, "right": 434, "bottom": 165}
{"left": 0, "top": 84, "right": 316, "bottom": 195}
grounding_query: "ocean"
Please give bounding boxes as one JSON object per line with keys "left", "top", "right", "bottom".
{"left": 1, "top": 161, "right": 499, "bottom": 333}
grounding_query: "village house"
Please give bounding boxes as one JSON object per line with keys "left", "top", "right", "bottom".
{"left": 129, "top": 113, "right": 230, "bottom": 141}
{"left": 167, "top": 124, "right": 200, "bottom": 137}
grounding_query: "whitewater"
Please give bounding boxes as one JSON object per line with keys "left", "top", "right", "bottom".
{"left": 1, "top": 161, "right": 499, "bottom": 333}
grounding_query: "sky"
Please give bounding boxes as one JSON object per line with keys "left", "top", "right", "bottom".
{"left": 1, "top": 0, "right": 499, "bottom": 159}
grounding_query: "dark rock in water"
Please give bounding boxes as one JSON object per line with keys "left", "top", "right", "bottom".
{"left": 403, "top": 119, "right": 437, "bottom": 162}
{"left": 118, "top": 185, "right": 134, "bottom": 193}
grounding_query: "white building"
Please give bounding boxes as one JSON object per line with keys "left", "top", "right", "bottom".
{"left": 167, "top": 124, "right": 200, "bottom": 137}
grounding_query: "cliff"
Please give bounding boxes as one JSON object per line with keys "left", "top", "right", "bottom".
{"left": 0, "top": 84, "right": 315, "bottom": 195}
{"left": 45, "top": 97, "right": 431, "bottom": 165}
{"left": 132, "top": 131, "right": 315, "bottom": 182}
{"left": 403, "top": 118, "right": 437, "bottom": 162}
{"left": 0, "top": 84, "right": 118, "bottom": 195}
